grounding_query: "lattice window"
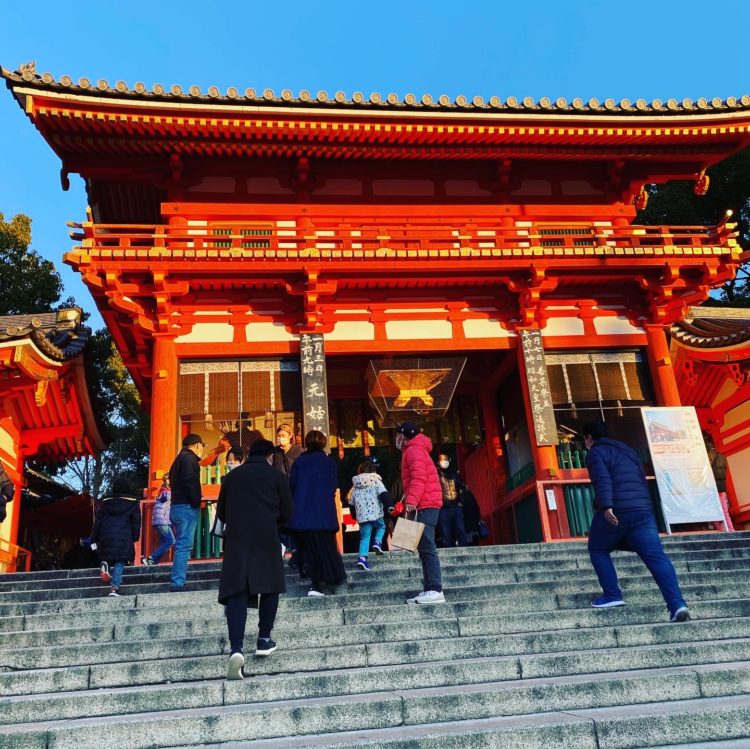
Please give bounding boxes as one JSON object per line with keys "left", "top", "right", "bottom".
{"left": 538, "top": 226, "right": 595, "bottom": 248}
{"left": 241, "top": 227, "right": 272, "bottom": 248}
{"left": 213, "top": 227, "right": 232, "bottom": 248}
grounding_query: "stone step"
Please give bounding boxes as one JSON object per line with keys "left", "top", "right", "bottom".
{"left": 3, "top": 540, "right": 749, "bottom": 595}
{"left": 4, "top": 595, "right": 749, "bottom": 656}
{"left": 3, "top": 594, "right": 750, "bottom": 655}
{"left": 0, "top": 572, "right": 746, "bottom": 625}
{"left": 1, "top": 531, "right": 747, "bottom": 587}
{"left": 4, "top": 606, "right": 750, "bottom": 678}
{"left": 6, "top": 538, "right": 750, "bottom": 582}
{"left": 4, "top": 671, "right": 750, "bottom": 748}
{"left": 199, "top": 694, "right": 750, "bottom": 749}
{"left": 0, "top": 581, "right": 742, "bottom": 648}
{"left": 2, "top": 657, "right": 749, "bottom": 729}
{"left": 2, "top": 560, "right": 749, "bottom": 611}
{"left": 6, "top": 625, "right": 750, "bottom": 697}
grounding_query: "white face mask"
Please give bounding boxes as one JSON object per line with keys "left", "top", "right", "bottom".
{"left": 226, "top": 462, "right": 238, "bottom": 471}
{"left": 439, "top": 460, "right": 450, "bottom": 469}
{"left": 277, "top": 433, "right": 291, "bottom": 447}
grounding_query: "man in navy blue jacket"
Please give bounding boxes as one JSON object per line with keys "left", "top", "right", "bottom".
{"left": 584, "top": 421, "right": 690, "bottom": 622}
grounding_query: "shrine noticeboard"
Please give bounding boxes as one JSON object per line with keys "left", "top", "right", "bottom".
{"left": 520, "top": 330, "right": 559, "bottom": 446}
{"left": 640, "top": 406, "right": 724, "bottom": 529}
{"left": 300, "top": 333, "right": 330, "bottom": 448}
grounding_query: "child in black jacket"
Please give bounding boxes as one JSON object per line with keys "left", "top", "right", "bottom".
{"left": 90, "top": 476, "right": 141, "bottom": 596}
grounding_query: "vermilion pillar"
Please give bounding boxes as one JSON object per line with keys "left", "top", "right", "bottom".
{"left": 149, "top": 336, "right": 178, "bottom": 496}
{"left": 645, "top": 325, "right": 681, "bottom": 407}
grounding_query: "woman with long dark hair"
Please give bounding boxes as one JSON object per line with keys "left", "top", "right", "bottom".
{"left": 287, "top": 430, "right": 347, "bottom": 596}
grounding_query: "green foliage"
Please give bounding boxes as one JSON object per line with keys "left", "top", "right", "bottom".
{"left": 635, "top": 148, "right": 750, "bottom": 306}
{"left": 0, "top": 213, "right": 63, "bottom": 314}
{"left": 2, "top": 209, "right": 149, "bottom": 497}
{"left": 82, "top": 330, "right": 150, "bottom": 497}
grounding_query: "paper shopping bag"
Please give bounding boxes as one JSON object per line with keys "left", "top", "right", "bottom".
{"left": 390, "top": 516, "right": 425, "bottom": 553}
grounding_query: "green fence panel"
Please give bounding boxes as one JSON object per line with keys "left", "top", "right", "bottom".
{"left": 514, "top": 493, "right": 543, "bottom": 544}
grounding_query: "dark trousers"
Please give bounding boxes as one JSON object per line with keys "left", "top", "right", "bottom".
{"left": 588, "top": 509, "right": 687, "bottom": 614}
{"left": 439, "top": 505, "right": 467, "bottom": 547}
{"left": 416, "top": 508, "right": 442, "bottom": 593}
{"left": 225, "top": 590, "right": 280, "bottom": 655}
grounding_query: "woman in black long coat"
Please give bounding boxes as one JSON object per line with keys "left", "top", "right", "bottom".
{"left": 287, "top": 430, "right": 347, "bottom": 596}
{"left": 217, "top": 439, "right": 293, "bottom": 680}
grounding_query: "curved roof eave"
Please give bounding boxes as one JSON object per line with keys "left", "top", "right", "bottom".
{"left": 4, "top": 64, "right": 750, "bottom": 121}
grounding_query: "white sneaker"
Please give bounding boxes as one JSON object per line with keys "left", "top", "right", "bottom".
{"left": 406, "top": 591, "right": 426, "bottom": 604}
{"left": 412, "top": 590, "right": 446, "bottom": 605}
{"left": 226, "top": 652, "right": 245, "bottom": 680}
{"left": 307, "top": 589, "right": 325, "bottom": 597}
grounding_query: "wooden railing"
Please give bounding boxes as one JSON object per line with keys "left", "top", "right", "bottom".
{"left": 0, "top": 539, "right": 32, "bottom": 573}
{"left": 69, "top": 217, "right": 738, "bottom": 262}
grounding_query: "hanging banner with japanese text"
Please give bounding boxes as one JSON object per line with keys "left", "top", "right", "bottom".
{"left": 519, "top": 329, "right": 558, "bottom": 446}
{"left": 640, "top": 406, "right": 724, "bottom": 527}
{"left": 300, "top": 333, "right": 330, "bottom": 449}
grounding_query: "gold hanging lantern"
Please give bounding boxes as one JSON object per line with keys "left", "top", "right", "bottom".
{"left": 368, "top": 356, "right": 466, "bottom": 427}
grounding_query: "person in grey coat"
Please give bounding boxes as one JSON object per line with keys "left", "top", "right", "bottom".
{"left": 217, "top": 439, "right": 294, "bottom": 680}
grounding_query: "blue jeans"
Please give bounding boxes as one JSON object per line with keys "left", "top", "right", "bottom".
{"left": 170, "top": 504, "right": 200, "bottom": 587}
{"left": 110, "top": 561, "right": 124, "bottom": 589}
{"left": 588, "top": 509, "right": 687, "bottom": 614}
{"left": 439, "top": 505, "right": 467, "bottom": 547}
{"left": 151, "top": 524, "right": 176, "bottom": 563}
{"left": 416, "top": 508, "right": 442, "bottom": 593}
{"left": 358, "top": 518, "right": 386, "bottom": 558}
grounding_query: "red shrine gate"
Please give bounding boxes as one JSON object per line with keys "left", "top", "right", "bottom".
{"left": 4, "top": 64, "right": 749, "bottom": 543}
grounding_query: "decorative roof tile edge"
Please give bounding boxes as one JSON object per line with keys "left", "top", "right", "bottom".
{"left": 672, "top": 307, "right": 750, "bottom": 349}
{"left": 4, "top": 64, "right": 750, "bottom": 117}
{"left": 0, "top": 308, "right": 90, "bottom": 362}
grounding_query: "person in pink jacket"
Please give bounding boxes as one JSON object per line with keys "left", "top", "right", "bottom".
{"left": 396, "top": 421, "right": 445, "bottom": 604}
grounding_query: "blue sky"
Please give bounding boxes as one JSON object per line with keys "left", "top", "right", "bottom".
{"left": 1, "top": 0, "right": 749, "bottom": 329}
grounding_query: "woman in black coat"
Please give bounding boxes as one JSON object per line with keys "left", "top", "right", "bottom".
{"left": 217, "top": 439, "right": 294, "bottom": 680}
{"left": 287, "top": 430, "right": 347, "bottom": 597}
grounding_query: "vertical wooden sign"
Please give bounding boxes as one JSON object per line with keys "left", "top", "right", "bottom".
{"left": 520, "top": 329, "right": 559, "bottom": 446}
{"left": 300, "top": 333, "right": 330, "bottom": 450}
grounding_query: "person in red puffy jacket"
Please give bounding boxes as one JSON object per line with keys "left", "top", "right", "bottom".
{"left": 396, "top": 422, "right": 445, "bottom": 605}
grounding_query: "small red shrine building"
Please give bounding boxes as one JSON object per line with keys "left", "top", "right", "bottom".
{"left": 4, "top": 64, "right": 749, "bottom": 544}
{"left": 0, "top": 310, "right": 105, "bottom": 570}
{"left": 672, "top": 307, "right": 750, "bottom": 529}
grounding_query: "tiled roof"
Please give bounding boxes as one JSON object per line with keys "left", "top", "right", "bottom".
{"left": 671, "top": 308, "right": 750, "bottom": 349}
{"left": 4, "top": 63, "right": 750, "bottom": 117}
{"left": 0, "top": 309, "right": 91, "bottom": 361}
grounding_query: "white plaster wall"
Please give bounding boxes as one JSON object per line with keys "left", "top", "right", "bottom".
{"left": 175, "top": 323, "right": 235, "bottom": 344}
{"left": 727, "top": 448, "right": 750, "bottom": 510}
{"left": 245, "top": 322, "right": 296, "bottom": 342}
{"left": 542, "top": 317, "right": 585, "bottom": 337}
{"left": 593, "top": 316, "right": 645, "bottom": 335}
{"left": 462, "top": 319, "right": 513, "bottom": 338}
{"left": 326, "top": 321, "right": 376, "bottom": 341}
{"left": 385, "top": 320, "right": 452, "bottom": 340}
{"left": 0, "top": 424, "right": 16, "bottom": 460}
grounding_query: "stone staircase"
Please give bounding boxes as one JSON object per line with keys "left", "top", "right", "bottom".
{"left": 3, "top": 533, "right": 750, "bottom": 748}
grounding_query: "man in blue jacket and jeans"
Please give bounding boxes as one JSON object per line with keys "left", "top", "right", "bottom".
{"left": 584, "top": 421, "right": 690, "bottom": 623}
{"left": 168, "top": 433, "right": 204, "bottom": 591}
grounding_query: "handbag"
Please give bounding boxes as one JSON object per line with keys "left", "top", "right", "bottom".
{"left": 210, "top": 514, "right": 226, "bottom": 539}
{"left": 477, "top": 519, "right": 490, "bottom": 539}
{"left": 390, "top": 512, "right": 425, "bottom": 552}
